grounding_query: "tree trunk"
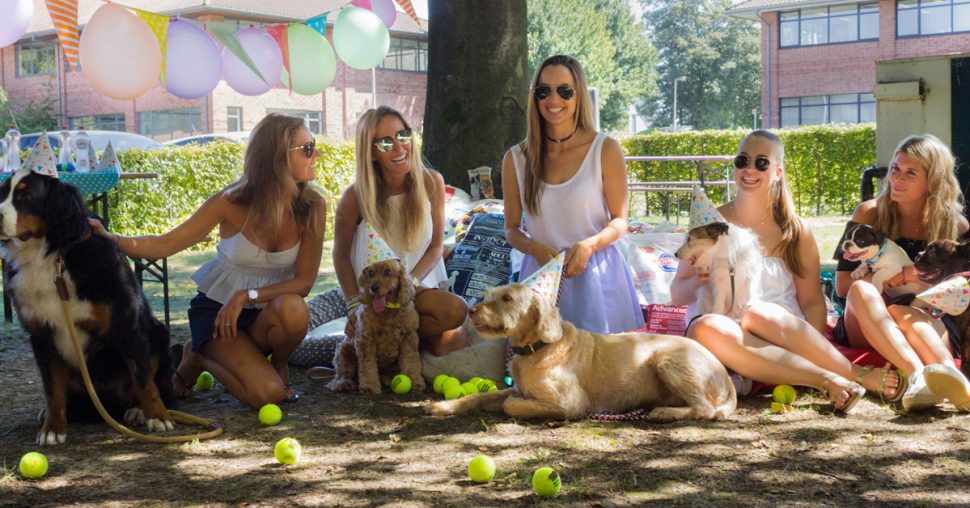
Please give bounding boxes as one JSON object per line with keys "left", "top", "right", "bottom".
{"left": 422, "top": 0, "right": 527, "bottom": 198}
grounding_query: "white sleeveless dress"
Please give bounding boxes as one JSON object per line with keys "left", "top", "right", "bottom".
{"left": 685, "top": 256, "right": 804, "bottom": 323}
{"left": 192, "top": 233, "right": 300, "bottom": 308}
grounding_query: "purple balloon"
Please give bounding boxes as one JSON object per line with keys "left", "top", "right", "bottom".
{"left": 165, "top": 20, "right": 222, "bottom": 99}
{"left": 222, "top": 27, "right": 282, "bottom": 96}
{"left": 370, "top": 0, "right": 397, "bottom": 29}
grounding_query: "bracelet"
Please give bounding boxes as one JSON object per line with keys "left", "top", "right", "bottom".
{"left": 345, "top": 295, "right": 360, "bottom": 314}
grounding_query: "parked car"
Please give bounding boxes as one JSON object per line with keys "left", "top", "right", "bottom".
{"left": 18, "top": 130, "right": 162, "bottom": 152}
{"left": 162, "top": 131, "right": 250, "bottom": 147}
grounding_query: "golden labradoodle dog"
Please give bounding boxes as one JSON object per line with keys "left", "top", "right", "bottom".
{"left": 428, "top": 284, "right": 736, "bottom": 420}
{"left": 328, "top": 259, "right": 425, "bottom": 395}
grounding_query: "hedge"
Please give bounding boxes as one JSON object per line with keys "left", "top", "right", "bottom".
{"left": 621, "top": 123, "right": 876, "bottom": 217}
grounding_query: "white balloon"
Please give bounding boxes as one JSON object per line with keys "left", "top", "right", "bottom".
{"left": 0, "top": 0, "right": 34, "bottom": 48}
{"left": 79, "top": 4, "right": 162, "bottom": 100}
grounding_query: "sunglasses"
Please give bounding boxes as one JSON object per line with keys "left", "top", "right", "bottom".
{"left": 373, "top": 129, "right": 413, "bottom": 153}
{"left": 288, "top": 140, "right": 316, "bottom": 158}
{"left": 534, "top": 84, "right": 575, "bottom": 101}
{"left": 733, "top": 154, "right": 771, "bottom": 172}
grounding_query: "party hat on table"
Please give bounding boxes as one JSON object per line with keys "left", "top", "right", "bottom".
{"left": 521, "top": 251, "right": 565, "bottom": 304}
{"left": 21, "top": 133, "right": 58, "bottom": 178}
{"left": 688, "top": 185, "right": 726, "bottom": 230}
{"left": 916, "top": 275, "right": 970, "bottom": 316}
{"left": 96, "top": 141, "right": 121, "bottom": 173}
{"left": 364, "top": 223, "right": 398, "bottom": 267}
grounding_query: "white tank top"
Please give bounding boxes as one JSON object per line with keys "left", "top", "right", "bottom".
{"left": 685, "top": 256, "right": 804, "bottom": 322}
{"left": 511, "top": 133, "right": 612, "bottom": 251}
{"left": 192, "top": 233, "right": 299, "bottom": 307}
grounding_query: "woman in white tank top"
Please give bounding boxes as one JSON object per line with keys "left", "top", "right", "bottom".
{"left": 332, "top": 107, "right": 469, "bottom": 356}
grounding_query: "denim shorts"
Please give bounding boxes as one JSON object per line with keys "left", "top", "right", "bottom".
{"left": 188, "top": 292, "right": 262, "bottom": 353}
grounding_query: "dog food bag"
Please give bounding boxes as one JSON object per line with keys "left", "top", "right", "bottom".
{"left": 615, "top": 232, "right": 685, "bottom": 305}
{"left": 445, "top": 213, "right": 512, "bottom": 303}
{"left": 644, "top": 304, "right": 688, "bottom": 336}
{"left": 467, "top": 166, "right": 495, "bottom": 200}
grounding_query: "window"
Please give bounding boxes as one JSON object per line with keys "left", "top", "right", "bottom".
{"left": 380, "top": 37, "right": 428, "bottom": 72}
{"left": 70, "top": 114, "right": 126, "bottom": 131}
{"left": 898, "top": 0, "right": 970, "bottom": 36}
{"left": 17, "top": 43, "right": 57, "bottom": 76}
{"left": 779, "top": 93, "right": 876, "bottom": 127}
{"left": 265, "top": 109, "right": 323, "bottom": 134}
{"left": 779, "top": 3, "right": 879, "bottom": 47}
{"left": 139, "top": 108, "right": 202, "bottom": 141}
{"left": 227, "top": 107, "right": 243, "bottom": 132}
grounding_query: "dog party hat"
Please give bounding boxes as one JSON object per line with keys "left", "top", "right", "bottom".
{"left": 21, "top": 133, "right": 58, "bottom": 178}
{"left": 364, "top": 223, "right": 399, "bottom": 267}
{"left": 521, "top": 251, "right": 565, "bottom": 304}
{"left": 96, "top": 141, "right": 121, "bottom": 173}
{"left": 916, "top": 275, "right": 970, "bottom": 316}
{"left": 688, "top": 185, "right": 725, "bottom": 230}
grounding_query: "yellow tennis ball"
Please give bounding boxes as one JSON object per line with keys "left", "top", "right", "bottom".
{"left": 772, "top": 384, "right": 797, "bottom": 405}
{"left": 391, "top": 374, "right": 412, "bottom": 394}
{"left": 258, "top": 403, "right": 282, "bottom": 426}
{"left": 477, "top": 379, "right": 498, "bottom": 392}
{"left": 19, "top": 452, "right": 48, "bottom": 479}
{"left": 433, "top": 374, "right": 450, "bottom": 394}
{"left": 467, "top": 376, "right": 484, "bottom": 386}
{"left": 441, "top": 377, "right": 461, "bottom": 395}
{"left": 467, "top": 454, "right": 496, "bottom": 483}
{"left": 444, "top": 384, "right": 464, "bottom": 400}
{"left": 194, "top": 371, "right": 214, "bottom": 391}
{"left": 274, "top": 437, "right": 301, "bottom": 465}
{"left": 460, "top": 382, "right": 479, "bottom": 394}
{"left": 531, "top": 467, "right": 561, "bottom": 497}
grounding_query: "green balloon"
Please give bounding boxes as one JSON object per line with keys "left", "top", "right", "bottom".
{"left": 282, "top": 23, "right": 336, "bottom": 96}
{"left": 333, "top": 7, "right": 390, "bottom": 70}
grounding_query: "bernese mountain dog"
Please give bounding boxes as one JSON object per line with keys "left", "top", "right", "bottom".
{"left": 0, "top": 169, "right": 175, "bottom": 445}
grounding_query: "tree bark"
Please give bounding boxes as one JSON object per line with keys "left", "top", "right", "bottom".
{"left": 422, "top": 0, "right": 527, "bottom": 198}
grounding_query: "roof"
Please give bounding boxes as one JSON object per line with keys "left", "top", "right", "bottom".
{"left": 21, "top": 0, "right": 427, "bottom": 40}
{"left": 727, "top": 0, "right": 868, "bottom": 18}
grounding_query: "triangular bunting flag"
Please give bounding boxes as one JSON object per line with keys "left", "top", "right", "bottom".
{"left": 352, "top": 0, "right": 373, "bottom": 8}
{"left": 21, "top": 133, "right": 58, "bottom": 177}
{"left": 132, "top": 8, "right": 170, "bottom": 85}
{"left": 521, "top": 251, "right": 565, "bottom": 305}
{"left": 97, "top": 141, "right": 121, "bottom": 173}
{"left": 265, "top": 24, "right": 292, "bottom": 93}
{"left": 688, "top": 185, "right": 726, "bottom": 230}
{"left": 393, "top": 0, "right": 421, "bottom": 27}
{"left": 364, "top": 223, "right": 399, "bottom": 267}
{"left": 307, "top": 14, "right": 328, "bottom": 37}
{"left": 916, "top": 276, "right": 970, "bottom": 316}
{"left": 45, "top": 0, "right": 80, "bottom": 71}
{"left": 208, "top": 23, "right": 268, "bottom": 84}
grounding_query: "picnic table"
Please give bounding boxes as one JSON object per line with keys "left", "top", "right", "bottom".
{"left": 626, "top": 155, "right": 736, "bottom": 221}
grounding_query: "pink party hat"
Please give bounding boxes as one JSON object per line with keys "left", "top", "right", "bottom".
{"left": 21, "top": 133, "right": 58, "bottom": 178}
{"left": 364, "top": 223, "right": 399, "bottom": 267}
{"left": 521, "top": 251, "right": 565, "bottom": 304}
{"left": 916, "top": 276, "right": 970, "bottom": 316}
{"left": 688, "top": 185, "right": 725, "bottom": 230}
{"left": 96, "top": 141, "right": 121, "bottom": 173}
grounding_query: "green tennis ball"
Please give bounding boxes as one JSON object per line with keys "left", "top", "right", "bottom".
{"left": 772, "top": 384, "right": 797, "bottom": 405}
{"left": 19, "top": 452, "right": 48, "bottom": 479}
{"left": 531, "top": 467, "right": 561, "bottom": 497}
{"left": 258, "top": 403, "right": 282, "bottom": 426}
{"left": 444, "top": 384, "right": 464, "bottom": 400}
{"left": 433, "top": 374, "right": 450, "bottom": 394}
{"left": 467, "top": 376, "right": 484, "bottom": 386}
{"left": 441, "top": 377, "right": 461, "bottom": 395}
{"left": 467, "top": 454, "right": 496, "bottom": 483}
{"left": 274, "top": 437, "right": 301, "bottom": 465}
{"left": 477, "top": 379, "right": 498, "bottom": 392}
{"left": 391, "top": 374, "right": 412, "bottom": 394}
{"left": 460, "top": 382, "right": 479, "bottom": 394}
{"left": 194, "top": 371, "right": 214, "bottom": 391}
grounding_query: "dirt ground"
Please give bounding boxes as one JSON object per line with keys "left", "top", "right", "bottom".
{"left": 2, "top": 319, "right": 970, "bottom": 508}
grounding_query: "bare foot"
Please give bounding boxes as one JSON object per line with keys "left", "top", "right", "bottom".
{"left": 172, "top": 342, "right": 204, "bottom": 399}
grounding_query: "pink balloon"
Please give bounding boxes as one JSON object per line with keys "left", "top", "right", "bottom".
{"left": 166, "top": 20, "right": 222, "bottom": 99}
{"left": 0, "top": 0, "right": 33, "bottom": 48}
{"left": 353, "top": 0, "right": 396, "bottom": 29}
{"left": 79, "top": 3, "right": 162, "bottom": 100}
{"left": 222, "top": 27, "right": 282, "bottom": 96}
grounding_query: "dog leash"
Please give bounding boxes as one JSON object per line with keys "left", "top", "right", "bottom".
{"left": 54, "top": 257, "right": 223, "bottom": 443}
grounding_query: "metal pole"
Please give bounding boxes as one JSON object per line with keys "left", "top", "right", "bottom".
{"left": 371, "top": 68, "right": 377, "bottom": 107}
{"left": 673, "top": 76, "right": 686, "bottom": 131}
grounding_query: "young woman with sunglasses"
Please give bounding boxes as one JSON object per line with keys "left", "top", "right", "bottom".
{"left": 331, "top": 106, "right": 469, "bottom": 356}
{"left": 502, "top": 54, "right": 644, "bottom": 333}
{"left": 91, "top": 113, "right": 326, "bottom": 408}
{"left": 833, "top": 134, "right": 970, "bottom": 412}
{"left": 670, "top": 130, "right": 900, "bottom": 414}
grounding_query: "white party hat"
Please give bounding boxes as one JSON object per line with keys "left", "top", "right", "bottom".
{"left": 916, "top": 276, "right": 970, "bottom": 316}
{"left": 21, "top": 133, "right": 58, "bottom": 178}
{"left": 688, "top": 185, "right": 725, "bottom": 230}
{"left": 97, "top": 141, "right": 121, "bottom": 173}
{"left": 521, "top": 251, "right": 565, "bottom": 304}
{"left": 364, "top": 223, "right": 399, "bottom": 267}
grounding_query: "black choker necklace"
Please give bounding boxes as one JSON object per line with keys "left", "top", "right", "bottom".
{"left": 545, "top": 128, "right": 576, "bottom": 144}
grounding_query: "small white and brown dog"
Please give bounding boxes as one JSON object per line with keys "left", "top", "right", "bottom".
{"left": 675, "top": 222, "right": 764, "bottom": 320}
{"left": 841, "top": 223, "right": 922, "bottom": 297}
{"left": 426, "top": 283, "right": 736, "bottom": 421}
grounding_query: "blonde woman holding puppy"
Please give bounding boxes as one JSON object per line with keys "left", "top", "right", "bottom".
{"left": 833, "top": 134, "right": 970, "bottom": 412}
{"left": 671, "top": 130, "right": 900, "bottom": 414}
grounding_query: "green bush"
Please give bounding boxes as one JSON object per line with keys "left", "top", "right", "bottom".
{"left": 621, "top": 124, "right": 876, "bottom": 217}
{"left": 110, "top": 139, "right": 355, "bottom": 244}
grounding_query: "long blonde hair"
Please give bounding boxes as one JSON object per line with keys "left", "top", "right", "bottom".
{"left": 873, "top": 134, "right": 963, "bottom": 242}
{"left": 521, "top": 54, "right": 595, "bottom": 215}
{"left": 354, "top": 106, "right": 429, "bottom": 251}
{"left": 225, "top": 113, "right": 326, "bottom": 240}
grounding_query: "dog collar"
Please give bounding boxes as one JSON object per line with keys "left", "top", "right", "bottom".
{"left": 385, "top": 301, "right": 401, "bottom": 309}
{"left": 511, "top": 340, "right": 550, "bottom": 356}
{"left": 865, "top": 241, "right": 888, "bottom": 267}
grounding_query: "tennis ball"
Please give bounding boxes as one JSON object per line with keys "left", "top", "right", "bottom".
{"left": 391, "top": 374, "right": 412, "bottom": 394}
{"left": 258, "top": 403, "right": 282, "bottom": 426}
{"left": 460, "top": 382, "right": 479, "bottom": 394}
{"left": 194, "top": 371, "right": 214, "bottom": 391}
{"left": 444, "top": 384, "right": 464, "bottom": 400}
{"left": 441, "top": 377, "right": 461, "bottom": 394}
{"left": 477, "top": 379, "right": 498, "bottom": 392}
{"left": 772, "top": 384, "right": 797, "bottom": 405}
{"left": 433, "top": 374, "right": 451, "bottom": 394}
{"left": 467, "top": 454, "right": 496, "bottom": 483}
{"left": 19, "top": 452, "right": 48, "bottom": 479}
{"left": 467, "top": 377, "right": 484, "bottom": 386}
{"left": 531, "top": 467, "right": 561, "bottom": 497}
{"left": 274, "top": 437, "right": 301, "bottom": 465}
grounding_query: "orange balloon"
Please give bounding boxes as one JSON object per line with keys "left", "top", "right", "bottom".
{"left": 79, "top": 3, "right": 162, "bottom": 100}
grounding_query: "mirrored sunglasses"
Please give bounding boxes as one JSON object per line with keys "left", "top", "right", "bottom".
{"left": 288, "top": 140, "right": 316, "bottom": 158}
{"left": 534, "top": 84, "right": 575, "bottom": 101}
{"left": 373, "top": 129, "right": 413, "bottom": 153}
{"left": 733, "top": 154, "right": 771, "bottom": 172}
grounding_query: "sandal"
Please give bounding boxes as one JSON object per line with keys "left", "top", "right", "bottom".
{"left": 854, "top": 363, "right": 907, "bottom": 403}
{"left": 169, "top": 343, "right": 196, "bottom": 399}
{"left": 823, "top": 375, "right": 866, "bottom": 414}
{"left": 307, "top": 366, "right": 336, "bottom": 383}
{"left": 283, "top": 383, "right": 301, "bottom": 403}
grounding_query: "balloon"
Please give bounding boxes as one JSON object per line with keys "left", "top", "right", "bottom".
{"left": 222, "top": 26, "right": 282, "bottom": 96}
{"left": 165, "top": 19, "right": 222, "bottom": 99}
{"left": 353, "top": 0, "right": 396, "bottom": 29}
{"left": 79, "top": 3, "right": 162, "bottom": 100}
{"left": 0, "top": 0, "right": 33, "bottom": 48}
{"left": 333, "top": 7, "right": 390, "bottom": 70}
{"left": 282, "top": 24, "right": 336, "bottom": 96}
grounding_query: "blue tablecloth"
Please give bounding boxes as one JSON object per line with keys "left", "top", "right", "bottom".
{"left": 0, "top": 170, "right": 120, "bottom": 195}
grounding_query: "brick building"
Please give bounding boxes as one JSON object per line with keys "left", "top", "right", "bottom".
{"left": 1, "top": 0, "right": 429, "bottom": 141}
{"left": 728, "top": 0, "right": 970, "bottom": 129}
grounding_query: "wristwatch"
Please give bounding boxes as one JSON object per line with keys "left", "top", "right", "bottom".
{"left": 247, "top": 288, "right": 259, "bottom": 306}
